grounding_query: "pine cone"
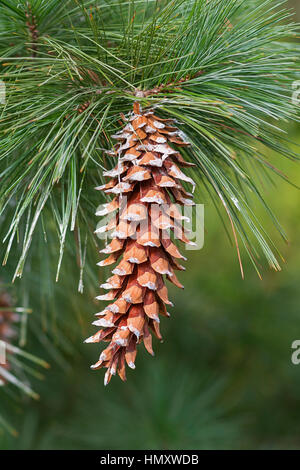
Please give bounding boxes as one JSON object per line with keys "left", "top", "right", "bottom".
{"left": 86, "top": 103, "right": 196, "bottom": 385}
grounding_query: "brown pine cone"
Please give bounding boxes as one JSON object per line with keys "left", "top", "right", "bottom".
{"left": 86, "top": 102, "right": 196, "bottom": 385}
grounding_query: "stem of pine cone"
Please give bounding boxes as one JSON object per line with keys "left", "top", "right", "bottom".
{"left": 74, "top": 70, "right": 204, "bottom": 118}
{"left": 134, "top": 71, "right": 204, "bottom": 97}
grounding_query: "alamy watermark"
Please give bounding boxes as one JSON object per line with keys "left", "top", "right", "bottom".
{"left": 0, "top": 340, "right": 6, "bottom": 365}
{"left": 0, "top": 80, "right": 6, "bottom": 105}
{"left": 95, "top": 200, "right": 204, "bottom": 251}
{"left": 291, "top": 340, "right": 300, "bottom": 365}
{"left": 292, "top": 81, "right": 300, "bottom": 106}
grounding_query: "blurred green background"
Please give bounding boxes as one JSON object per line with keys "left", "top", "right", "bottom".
{"left": 1, "top": 0, "right": 300, "bottom": 451}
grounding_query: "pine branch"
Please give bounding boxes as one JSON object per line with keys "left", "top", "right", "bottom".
{"left": 0, "top": 1, "right": 299, "bottom": 386}
{"left": 1, "top": 0, "right": 299, "bottom": 280}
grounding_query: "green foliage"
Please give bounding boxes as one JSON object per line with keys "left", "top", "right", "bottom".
{"left": 0, "top": 0, "right": 299, "bottom": 281}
